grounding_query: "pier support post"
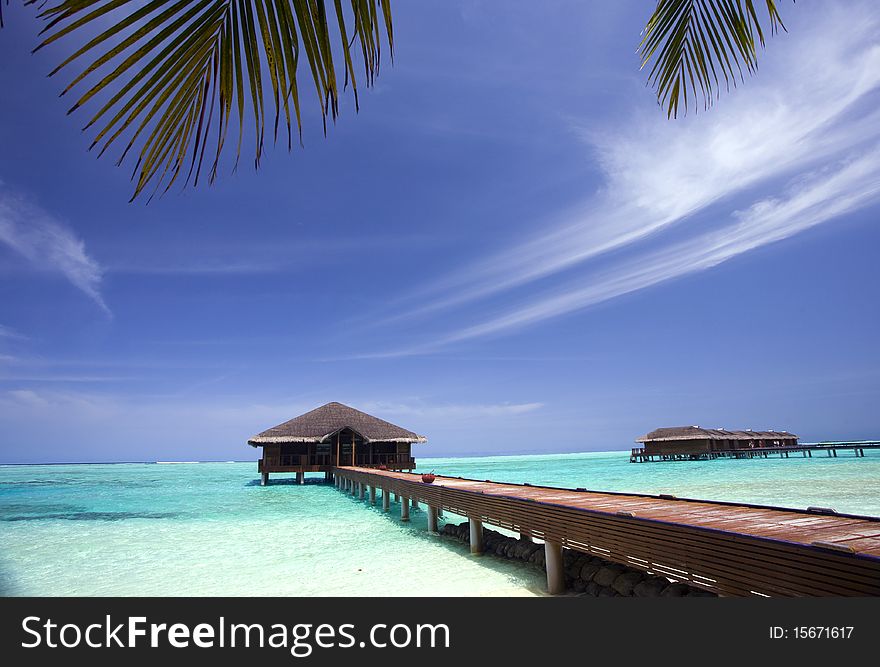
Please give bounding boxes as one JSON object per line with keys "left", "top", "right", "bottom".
{"left": 261, "top": 472, "right": 269, "bottom": 486}
{"left": 427, "top": 505, "right": 439, "bottom": 533}
{"left": 469, "top": 518, "right": 483, "bottom": 555}
{"left": 382, "top": 488, "right": 390, "bottom": 512}
{"left": 369, "top": 486, "right": 376, "bottom": 505}
{"left": 544, "top": 540, "right": 565, "bottom": 595}
{"left": 412, "top": 499, "right": 420, "bottom": 511}
{"left": 359, "top": 483, "right": 366, "bottom": 500}
{"left": 296, "top": 472, "right": 304, "bottom": 485}
{"left": 401, "top": 497, "right": 410, "bottom": 522}
{"left": 394, "top": 493, "right": 399, "bottom": 503}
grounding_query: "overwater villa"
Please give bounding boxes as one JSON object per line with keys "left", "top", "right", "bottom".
{"left": 248, "top": 402, "right": 427, "bottom": 485}
{"left": 632, "top": 426, "right": 798, "bottom": 462}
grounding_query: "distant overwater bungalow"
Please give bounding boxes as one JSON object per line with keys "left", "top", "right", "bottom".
{"left": 633, "top": 426, "right": 798, "bottom": 461}
{"left": 631, "top": 426, "right": 875, "bottom": 462}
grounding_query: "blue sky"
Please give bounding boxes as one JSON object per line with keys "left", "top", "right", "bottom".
{"left": 1, "top": 1, "right": 879, "bottom": 463}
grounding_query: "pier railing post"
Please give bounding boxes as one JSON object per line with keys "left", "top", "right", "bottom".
{"left": 382, "top": 488, "right": 390, "bottom": 512}
{"left": 427, "top": 505, "right": 439, "bottom": 533}
{"left": 469, "top": 518, "right": 483, "bottom": 555}
{"left": 401, "top": 497, "right": 410, "bottom": 522}
{"left": 544, "top": 540, "right": 565, "bottom": 594}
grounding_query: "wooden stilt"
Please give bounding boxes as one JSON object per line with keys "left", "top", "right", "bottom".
{"left": 544, "top": 540, "right": 565, "bottom": 594}
{"left": 469, "top": 518, "right": 483, "bottom": 555}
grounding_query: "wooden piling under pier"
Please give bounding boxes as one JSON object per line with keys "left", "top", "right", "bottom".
{"left": 334, "top": 466, "right": 880, "bottom": 597}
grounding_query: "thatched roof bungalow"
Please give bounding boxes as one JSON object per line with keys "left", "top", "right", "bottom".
{"left": 248, "top": 402, "right": 426, "bottom": 485}
{"left": 634, "top": 426, "right": 798, "bottom": 460}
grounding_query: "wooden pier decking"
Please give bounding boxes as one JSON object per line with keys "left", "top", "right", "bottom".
{"left": 334, "top": 467, "right": 880, "bottom": 597}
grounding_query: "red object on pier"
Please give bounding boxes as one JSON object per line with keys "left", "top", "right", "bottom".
{"left": 421, "top": 473, "right": 436, "bottom": 484}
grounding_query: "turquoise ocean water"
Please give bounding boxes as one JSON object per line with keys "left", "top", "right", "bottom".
{"left": 1, "top": 450, "right": 878, "bottom": 596}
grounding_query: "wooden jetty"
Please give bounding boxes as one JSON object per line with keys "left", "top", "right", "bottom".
{"left": 631, "top": 441, "right": 879, "bottom": 463}
{"left": 333, "top": 466, "right": 880, "bottom": 597}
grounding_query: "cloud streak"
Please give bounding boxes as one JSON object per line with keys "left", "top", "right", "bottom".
{"left": 0, "top": 324, "right": 26, "bottom": 340}
{"left": 438, "top": 151, "right": 880, "bottom": 345}
{"left": 0, "top": 188, "right": 109, "bottom": 314}
{"left": 375, "top": 3, "right": 880, "bottom": 352}
{"left": 357, "top": 400, "right": 543, "bottom": 420}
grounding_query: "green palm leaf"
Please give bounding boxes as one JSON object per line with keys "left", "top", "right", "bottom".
{"left": 17, "top": 0, "right": 393, "bottom": 200}
{"left": 639, "top": 0, "right": 788, "bottom": 118}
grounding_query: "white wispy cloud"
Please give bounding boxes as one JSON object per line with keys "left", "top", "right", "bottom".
{"left": 0, "top": 324, "right": 26, "bottom": 340}
{"left": 378, "top": 2, "right": 880, "bottom": 350}
{"left": 438, "top": 151, "right": 880, "bottom": 344}
{"left": 357, "top": 400, "right": 544, "bottom": 420}
{"left": 0, "top": 188, "right": 109, "bottom": 314}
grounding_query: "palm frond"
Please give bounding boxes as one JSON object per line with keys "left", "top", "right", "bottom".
{"left": 639, "top": 0, "right": 788, "bottom": 118}
{"left": 22, "top": 0, "right": 393, "bottom": 201}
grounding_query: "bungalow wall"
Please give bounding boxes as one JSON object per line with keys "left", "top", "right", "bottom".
{"left": 644, "top": 439, "right": 711, "bottom": 456}
{"left": 259, "top": 441, "right": 416, "bottom": 473}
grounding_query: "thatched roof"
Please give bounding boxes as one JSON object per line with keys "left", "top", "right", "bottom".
{"left": 636, "top": 426, "right": 798, "bottom": 443}
{"left": 248, "top": 402, "right": 427, "bottom": 446}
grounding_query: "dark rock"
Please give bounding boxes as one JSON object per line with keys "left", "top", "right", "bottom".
{"left": 633, "top": 576, "right": 670, "bottom": 598}
{"left": 685, "top": 587, "right": 717, "bottom": 597}
{"left": 593, "top": 565, "right": 626, "bottom": 588}
{"left": 573, "top": 579, "right": 587, "bottom": 593}
{"left": 521, "top": 544, "right": 540, "bottom": 561}
{"left": 612, "top": 571, "right": 643, "bottom": 596}
{"left": 584, "top": 581, "right": 601, "bottom": 597}
{"left": 514, "top": 541, "right": 532, "bottom": 559}
{"left": 579, "top": 562, "right": 601, "bottom": 582}
{"left": 597, "top": 586, "right": 619, "bottom": 597}
{"left": 660, "top": 583, "right": 691, "bottom": 597}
